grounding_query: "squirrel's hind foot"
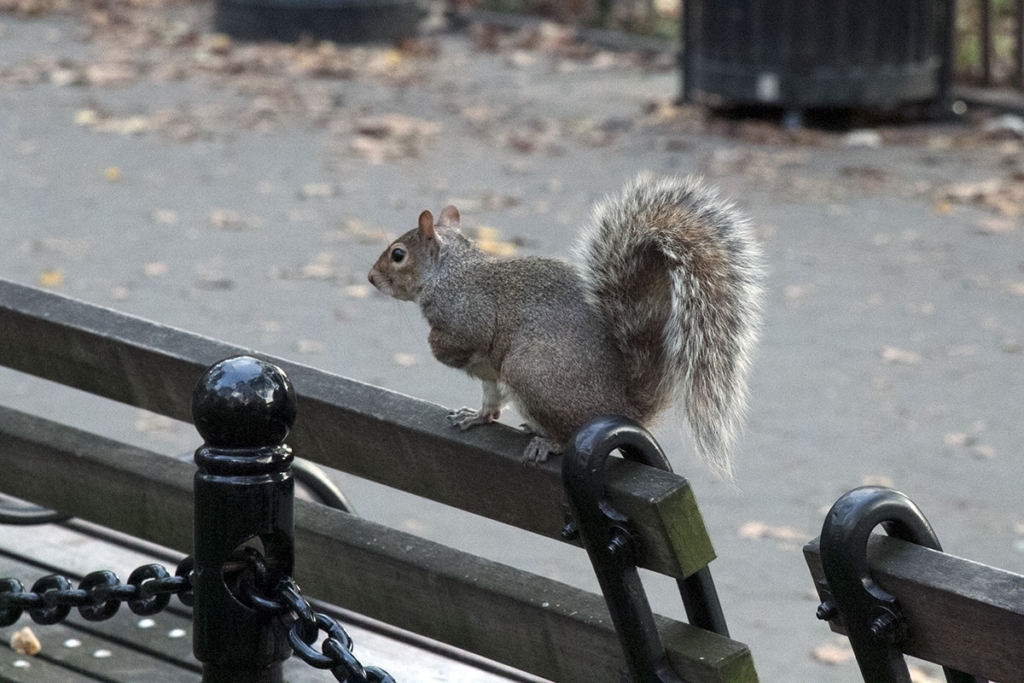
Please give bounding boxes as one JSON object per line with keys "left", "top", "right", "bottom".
{"left": 447, "top": 407, "right": 499, "bottom": 430}
{"left": 522, "top": 437, "right": 564, "bottom": 465}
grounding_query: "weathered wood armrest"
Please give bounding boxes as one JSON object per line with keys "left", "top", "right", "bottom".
{"left": 804, "top": 535, "right": 1024, "bottom": 682}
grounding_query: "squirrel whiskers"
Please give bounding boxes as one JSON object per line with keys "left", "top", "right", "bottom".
{"left": 368, "top": 175, "right": 764, "bottom": 477}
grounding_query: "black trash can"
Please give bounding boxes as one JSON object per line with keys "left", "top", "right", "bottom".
{"left": 681, "top": 0, "right": 955, "bottom": 112}
{"left": 214, "top": 0, "right": 423, "bottom": 44}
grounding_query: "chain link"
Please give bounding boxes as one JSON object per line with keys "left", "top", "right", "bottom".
{"left": 238, "top": 554, "right": 396, "bottom": 683}
{"left": 0, "top": 557, "right": 194, "bottom": 627}
{"left": 279, "top": 581, "right": 396, "bottom": 683}
{"left": 1, "top": 553, "right": 394, "bottom": 683}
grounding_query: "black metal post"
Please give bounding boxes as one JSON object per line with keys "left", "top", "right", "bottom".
{"left": 192, "top": 355, "right": 298, "bottom": 683}
{"left": 981, "top": 0, "right": 993, "bottom": 85}
{"left": 678, "top": 0, "right": 695, "bottom": 103}
{"left": 939, "top": 0, "right": 957, "bottom": 106}
{"left": 1017, "top": 0, "right": 1024, "bottom": 89}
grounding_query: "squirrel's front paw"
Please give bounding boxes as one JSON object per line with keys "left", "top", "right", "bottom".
{"left": 447, "top": 407, "right": 499, "bottom": 430}
{"left": 522, "top": 437, "right": 564, "bottom": 465}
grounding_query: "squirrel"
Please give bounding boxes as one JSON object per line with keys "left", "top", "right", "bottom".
{"left": 368, "top": 175, "right": 763, "bottom": 478}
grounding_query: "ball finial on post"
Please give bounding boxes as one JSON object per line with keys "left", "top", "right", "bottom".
{"left": 191, "top": 355, "right": 297, "bottom": 449}
{"left": 191, "top": 355, "right": 297, "bottom": 682}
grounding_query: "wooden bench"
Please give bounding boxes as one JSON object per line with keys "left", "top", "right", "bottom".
{"left": 0, "top": 278, "right": 758, "bottom": 683}
{"left": 0, "top": 518, "right": 523, "bottom": 682}
{"left": 804, "top": 486, "right": 1024, "bottom": 683}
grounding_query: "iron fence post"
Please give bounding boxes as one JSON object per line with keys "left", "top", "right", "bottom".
{"left": 192, "top": 355, "right": 297, "bottom": 683}
{"left": 678, "top": 0, "right": 695, "bottom": 103}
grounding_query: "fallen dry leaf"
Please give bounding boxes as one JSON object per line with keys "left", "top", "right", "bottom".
{"left": 881, "top": 347, "right": 922, "bottom": 365}
{"left": 152, "top": 209, "right": 178, "bottom": 225}
{"left": 348, "top": 114, "right": 441, "bottom": 164}
{"left": 144, "top": 261, "right": 169, "bottom": 277}
{"left": 10, "top": 626, "right": 40, "bottom": 656}
{"left": 971, "top": 444, "right": 997, "bottom": 460}
{"left": 861, "top": 474, "right": 894, "bottom": 488}
{"left": 74, "top": 108, "right": 101, "bottom": 126}
{"left": 783, "top": 283, "right": 814, "bottom": 301}
{"left": 95, "top": 115, "right": 152, "bottom": 136}
{"left": 474, "top": 225, "right": 519, "bottom": 257}
{"left": 738, "top": 521, "right": 808, "bottom": 544}
{"left": 38, "top": 269, "right": 63, "bottom": 287}
{"left": 294, "top": 340, "right": 324, "bottom": 354}
{"left": 300, "top": 263, "right": 334, "bottom": 279}
{"left": 940, "top": 178, "right": 1004, "bottom": 203}
{"left": 1002, "top": 339, "right": 1024, "bottom": 354}
{"left": 938, "top": 177, "right": 1024, "bottom": 216}
{"left": 209, "top": 209, "right": 248, "bottom": 231}
{"left": 135, "top": 411, "right": 176, "bottom": 437}
{"left": 299, "top": 182, "right": 337, "bottom": 199}
{"left": 85, "top": 61, "right": 139, "bottom": 87}
{"left": 270, "top": 253, "right": 343, "bottom": 282}
{"left": 343, "top": 284, "right": 370, "bottom": 299}
{"left": 0, "top": 0, "right": 67, "bottom": 17}
{"left": 944, "top": 432, "right": 975, "bottom": 448}
{"left": 975, "top": 217, "right": 1018, "bottom": 235}
{"left": 811, "top": 642, "right": 855, "bottom": 665}
{"left": 393, "top": 353, "right": 419, "bottom": 367}
{"left": 332, "top": 218, "right": 386, "bottom": 245}
{"left": 909, "top": 665, "right": 943, "bottom": 683}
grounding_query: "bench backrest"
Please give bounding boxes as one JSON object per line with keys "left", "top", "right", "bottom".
{"left": 804, "top": 489, "right": 1024, "bottom": 683}
{"left": 0, "top": 279, "right": 757, "bottom": 683}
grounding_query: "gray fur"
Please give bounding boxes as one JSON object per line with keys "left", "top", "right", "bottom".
{"left": 369, "top": 175, "right": 763, "bottom": 472}
{"left": 575, "top": 175, "right": 764, "bottom": 478}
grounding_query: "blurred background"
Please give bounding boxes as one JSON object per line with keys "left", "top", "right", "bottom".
{"left": 0, "top": 1, "right": 1022, "bottom": 681}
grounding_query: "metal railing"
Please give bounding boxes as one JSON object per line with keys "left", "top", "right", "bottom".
{"left": 962, "top": 0, "right": 1024, "bottom": 88}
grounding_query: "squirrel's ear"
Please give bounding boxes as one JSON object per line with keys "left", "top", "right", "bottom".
{"left": 418, "top": 210, "right": 441, "bottom": 259}
{"left": 418, "top": 210, "right": 436, "bottom": 238}
{"left": 438, "top": 205, "right": 460, "bottom": 229}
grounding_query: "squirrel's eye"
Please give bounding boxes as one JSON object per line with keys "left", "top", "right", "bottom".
{"left": 391, "top": 247, "right": 406, "bottom": 263}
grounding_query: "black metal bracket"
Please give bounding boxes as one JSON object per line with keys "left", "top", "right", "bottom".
{"left": 816, "top": 486, "right": 985, "bottom": 683}
{"left": 292, "top": 458, "right": 355, "bottom": 514}
{"left": 562, "top": 416, "right": 729, "bottom": 683}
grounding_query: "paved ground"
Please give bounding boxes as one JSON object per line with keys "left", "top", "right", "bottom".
{"left": 0, "top": 4, "right": 1022, "bottom": 682}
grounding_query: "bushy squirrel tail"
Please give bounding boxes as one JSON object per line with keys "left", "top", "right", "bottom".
{"left": 575, "top": 175, "right": 764, "bottom": 479}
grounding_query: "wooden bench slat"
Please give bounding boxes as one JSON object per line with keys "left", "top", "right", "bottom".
{"left": 804, "top": 535, "right": 1024, "bottom": 683}
{"left": 1, "top": 615, "right": 199, "bottom": 683}
{"left": 0, "top": 406, "right": 755, "bottom": 683}
{"left": 0, "top": 278, "right": 715, "bottom": 580}
{"left": 0, "top": 525, "right": 521, "bottom": 683}
{"left": 297, "top": 505, "right": 756, "bottom": 683}
{"left": 0, "top": 642, "right": 119, "bottom": 683}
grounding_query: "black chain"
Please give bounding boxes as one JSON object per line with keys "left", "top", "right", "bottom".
{"left": 2, "top": 553, "right": 394, "bottom": 683}
{"left": 0, "top": 557, "right": 194, "bottom": 627}
{"left": 237, "top": 554, "right": 396, "bottom": 683}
